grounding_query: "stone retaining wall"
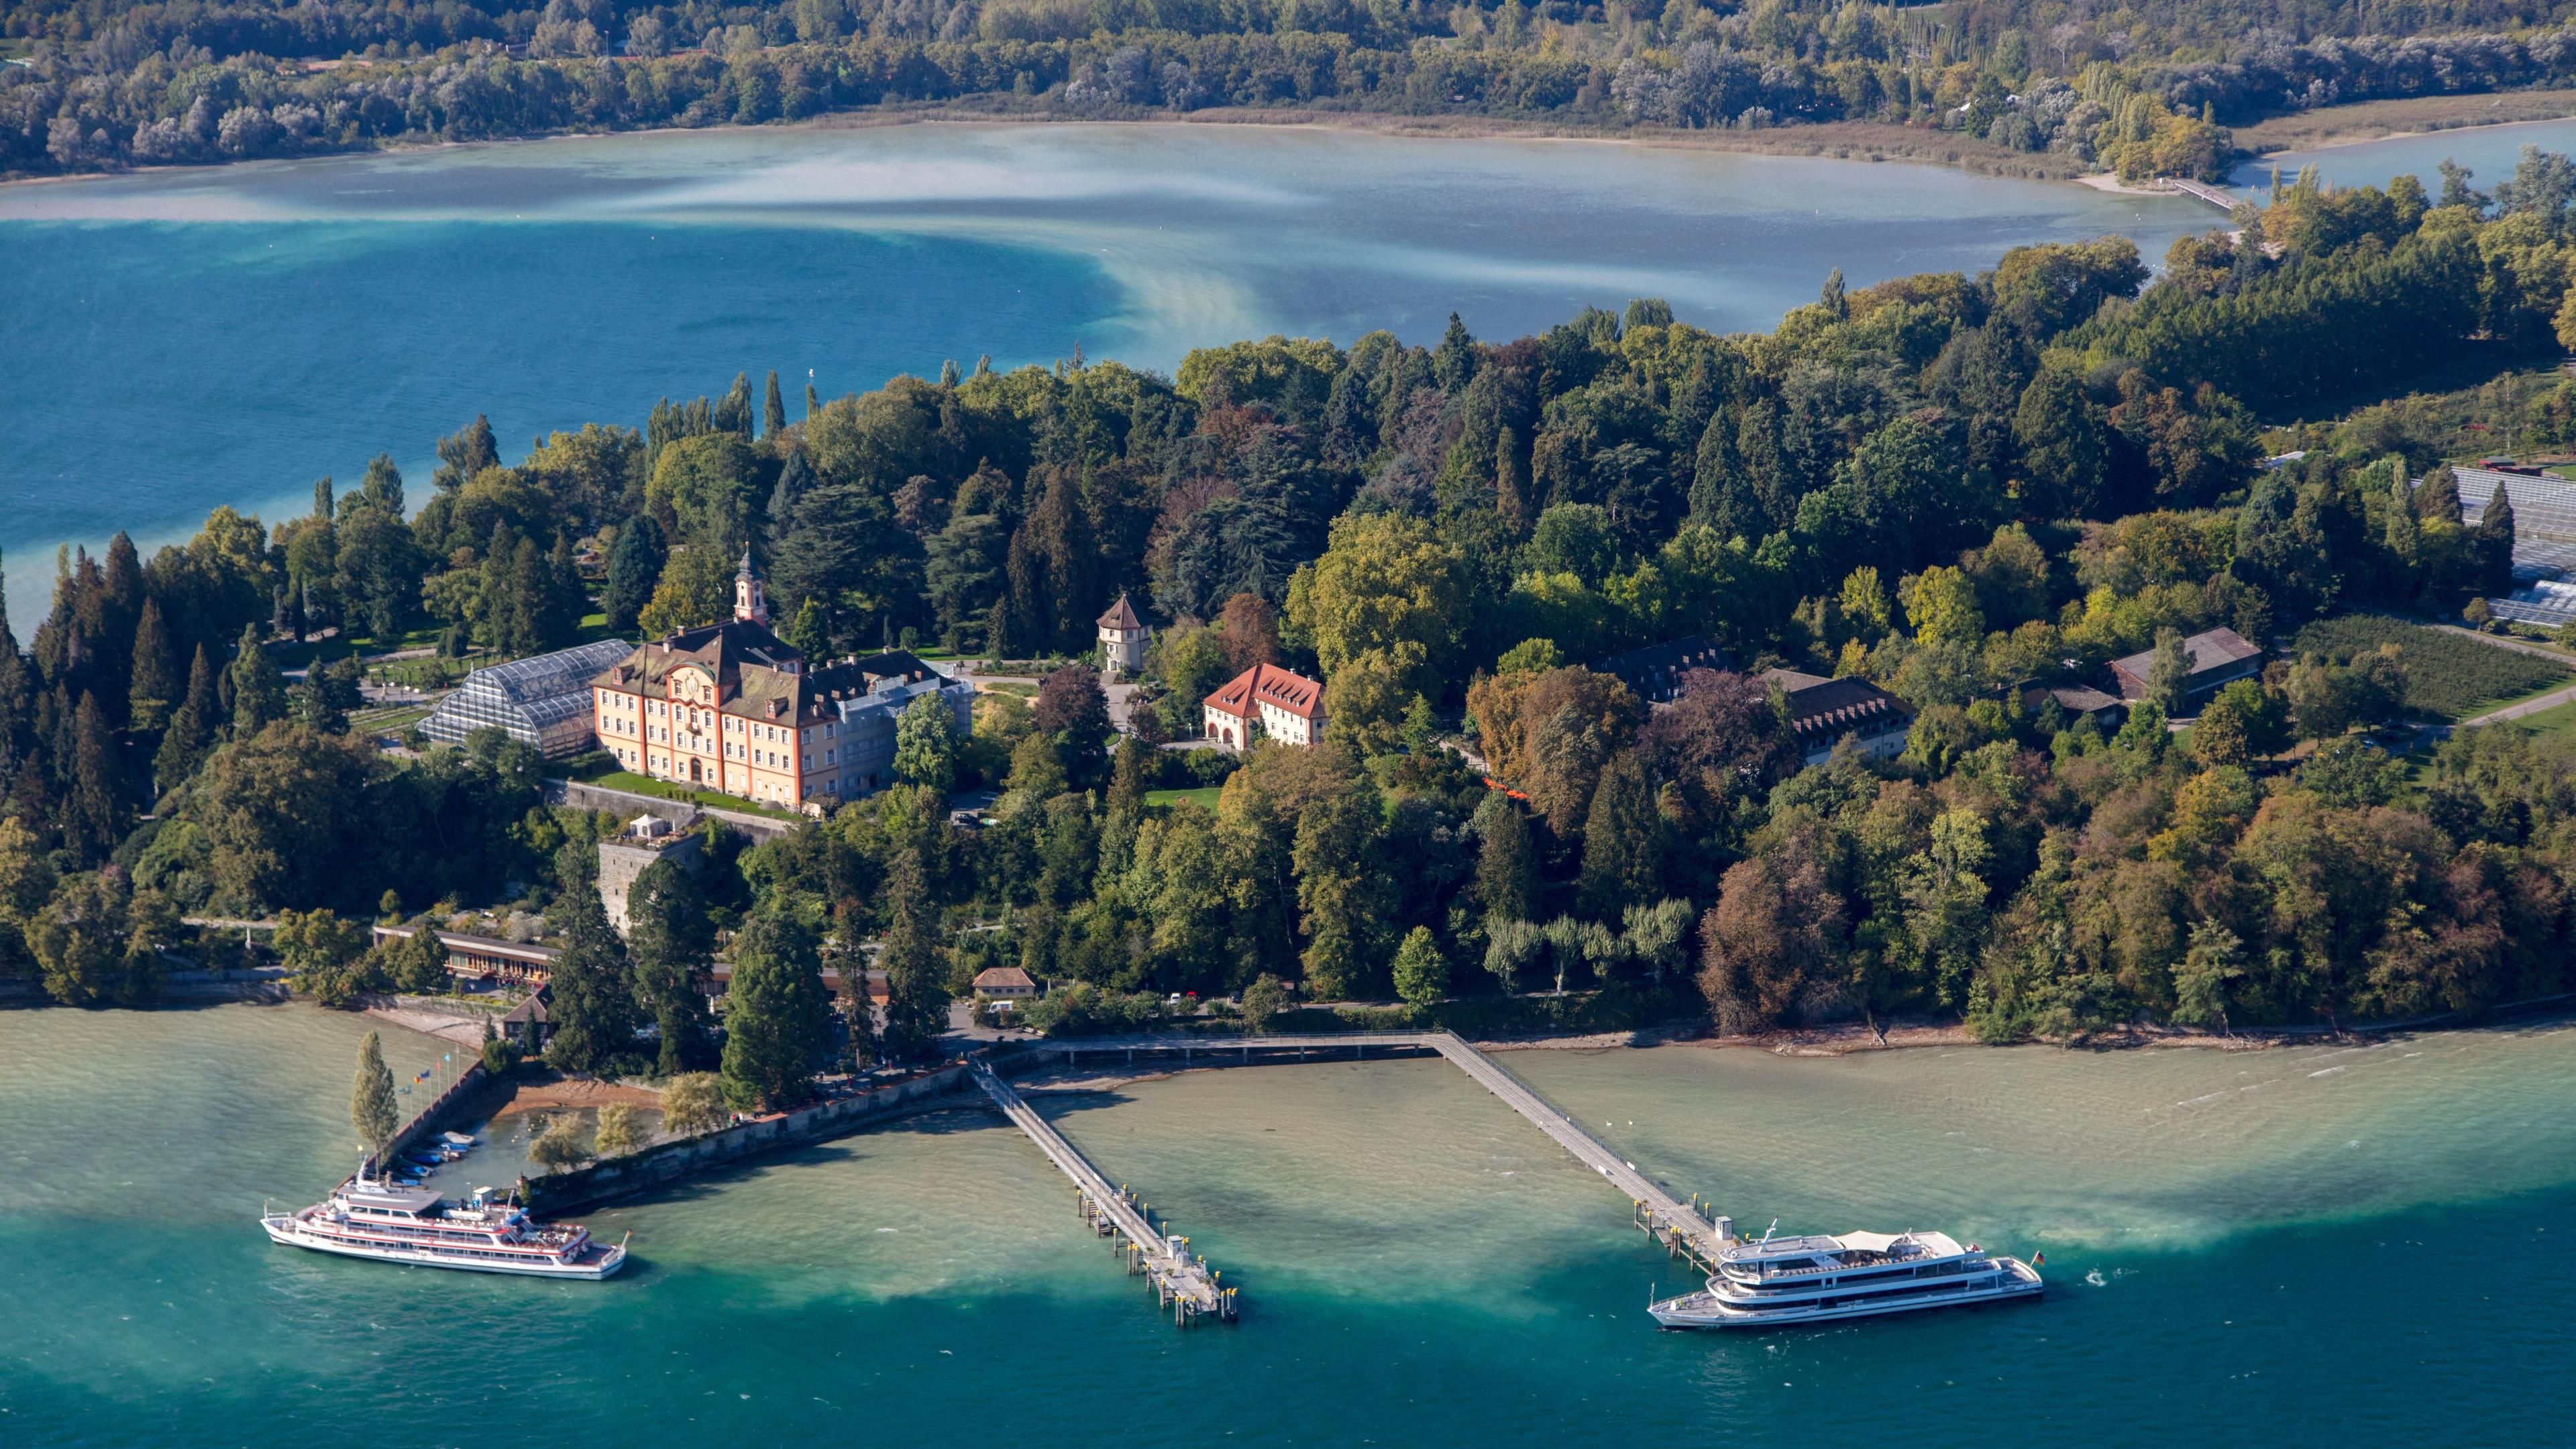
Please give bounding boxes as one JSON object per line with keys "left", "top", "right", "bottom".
{"left": 545, "top": 778, "right": 793, "bottom": 842}
{"left": 355, "top": 992, "right": 515, "bottom": 1016}
{"left": 364, "top": 1061, "right": 488, "bottom": 1178}
{"left": 523, "top": 1065, "right": 971, "bottom": 1216}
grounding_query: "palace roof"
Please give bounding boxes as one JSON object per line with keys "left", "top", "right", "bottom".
{"left": 1203, "top": 662, "right": 1324, "bottom": 722}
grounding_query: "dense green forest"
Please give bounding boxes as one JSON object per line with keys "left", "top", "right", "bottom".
{"left": 32, "top": 0, "right": 2559, "bottom": 179}
{"left": 10, "top": 156, "right": 2576, "bottom": 1103}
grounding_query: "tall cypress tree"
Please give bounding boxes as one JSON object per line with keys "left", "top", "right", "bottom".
{"left": 480, "top": 522, "right": 525, "bottom": 653}
{"left": 543, "top": 883, "right": 642, "bottom": 1075}
{"left": 600, "top": 517, "right": 665, "bottom": 635}
{"left": 154, "top": 643, "right": 219, "bottom": 786}
{"left": 1473, "top": 793, "right": 1540, "bottom": 924}
{"left": 65, "top": 691, "right": 121, "bottom": 862}
{"left": 2476, "top": 483, "right": 2518, "bottom": 598}
{"left": 763, "top": 369, "right": 788, "bottom": 438}
{"left": 1575, "top": 749, "right": 1666, "bottom": 920}
{"left": 127, "top": 597, "right": 179, "bottom": 735}
{"left": 98, "top": 533, "right": 144, "bottom": 718}
{"left": 1432, "top": 311, "right": 1477, "bottom": 394}
{"left": 229, "top": 625, "right": 285, "bottom": 737}
{"left": 1496, "top": 425, "right": 1531, "bottom": 533}
{"left": 713, "top": 372, "right": 754, "bottom": 437}
{"left": 876, "top": 853, "right": 951, "bottom": 1063}
{"left": 629, "top": 856, "right": 716, "bottom": 1075}
{"left": 0, "top": 566, "right": 32, "bottom": 782}
{"left": 352, "top": 1030, "right": 398, "bottom": 1159}
{"left": 765, "top": 451, "right": 813, "bottom": 550}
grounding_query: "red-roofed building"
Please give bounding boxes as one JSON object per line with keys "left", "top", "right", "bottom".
{"left": 1201, "top": 662, "right": 1326, "bottom": 748}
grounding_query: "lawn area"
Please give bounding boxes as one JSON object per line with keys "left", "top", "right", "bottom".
{"left": 2495, "top": 696, "right": 2576, "bottom": 739}
{"left": 352, "top": 705, "right": 431, "bottom": 736}
{"left": 980, "top": 682, "right": 1040, "bottom": 697}
{"left": 1145, "top": 786, "right": 1224, "bottom": 812}
{"left": 570, "top": 767, "right": 806, "bottom": 820}
{"left": 2293, "top": 615, "right": 2573, "bottom": 720}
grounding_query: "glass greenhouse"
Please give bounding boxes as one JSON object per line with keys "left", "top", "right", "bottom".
{"left": 419, "top": 639, "right": 633, "bottom": 758}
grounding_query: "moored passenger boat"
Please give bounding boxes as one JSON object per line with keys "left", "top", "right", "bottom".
{"left": 1649, "top": 1224, "right": 2040, "bottom": 1329}
{"left": 260, "top": 1179, "right": 628, "bottom": 1279}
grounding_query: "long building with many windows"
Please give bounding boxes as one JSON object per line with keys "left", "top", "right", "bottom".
{"left": 587, "top": 551, "right": 973, "bottom": 810}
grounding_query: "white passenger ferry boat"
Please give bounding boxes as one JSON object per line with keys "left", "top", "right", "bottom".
{"left": 262, "top": 1179, "right": 629, "bottom": 1279}
{"left": 1649, "top": 1223, "right": 2041, "bottom": 1329}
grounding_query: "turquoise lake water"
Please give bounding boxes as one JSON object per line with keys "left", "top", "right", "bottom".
{"left": 2234, "top": 115, "right": 2576, "bottom": 198}
{"left": 3, "top": 1004, "right": 2570, "bottom": 1445}
{"left": 0, "top": 121, "right": 2230, "bottom": 626}
{"left": 4, "top": 118, "right": 2563, "bottom": 629}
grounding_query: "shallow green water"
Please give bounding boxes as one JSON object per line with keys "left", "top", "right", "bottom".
{"left": 2, "top": 1004, "right": 2570, "bottom": 1446}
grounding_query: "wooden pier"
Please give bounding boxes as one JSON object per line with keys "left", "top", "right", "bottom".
{"left": 1415, "top": 1033, "right": 1731, "bottom": 1275}
{"left": 2161, "top": 176, "right": 2240, "bottom": 213}
{"left": 1014, "top": 1030, "right": 1734, "bottom": 1282}
{"left": 968, "top": 1059, "right": 1238, "bottom": 1326}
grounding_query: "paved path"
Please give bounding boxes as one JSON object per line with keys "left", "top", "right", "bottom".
{"left": 2424, "top": 621, "right": 2576, "bottom": 664}
{"left": 2464, "top": 681, "right": 2576, "bottom": 727}
{"left": 182, "top": 916, "right": 278, "bottom": 931}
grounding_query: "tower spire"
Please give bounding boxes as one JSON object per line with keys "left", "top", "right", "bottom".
{"left": 733, "top": 547, "right": 769, "bottom": 625}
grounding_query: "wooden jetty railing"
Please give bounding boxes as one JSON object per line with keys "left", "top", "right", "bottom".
{"left": 1008, "top": 1030, "right": 1735, "bottom": 1292}
{"left": 969, "top": 1057, "right": 1238, "bottom": 1327}
{"left": 2161, "top": 176, "right": 2239, "bottom": 212}
{"left": 1415, "top": 1033, "right": 1731, "bottom": 1275}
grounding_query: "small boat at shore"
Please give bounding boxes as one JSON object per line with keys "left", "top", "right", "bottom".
{"left": 261, "top": 1179, "right": 627, "bottom": 1279}
{"left": 1649, "top": 1224, "right": 2041, "bottom": 1330}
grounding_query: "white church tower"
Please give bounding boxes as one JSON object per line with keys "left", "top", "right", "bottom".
{"left": 734, "top": 547, "right": 770, "bottom": 627}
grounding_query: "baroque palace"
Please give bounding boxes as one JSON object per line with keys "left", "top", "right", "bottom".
{"left": 588, "top": 551, "right": 972, "bottom": 810}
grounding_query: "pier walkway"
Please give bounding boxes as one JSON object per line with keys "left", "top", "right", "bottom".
{"left": 2161, "top": 176, "right": 2239, "bottom": 212}
{"left": 1010, "top": 1030, "right": 1733, "bottom": 1287}
{"left": 1415, "top": 1033, "right": 1730, "bottom": 1273}
{"left": 968, "top": 1058, "right": 1236, "bottom": 1326}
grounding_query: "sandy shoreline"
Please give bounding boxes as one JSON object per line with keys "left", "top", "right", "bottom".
{"left": 18, "top": 86, "right": 2576, "bottom": 199}
{"left": 2235, "top": 90, "right": 2576, "bottom": 157}
{"left": 1, "top": 102, "right": 2093, "bottom": 193}
{"left": 484, "top": 1074, "right": 665, "bottom": 1119}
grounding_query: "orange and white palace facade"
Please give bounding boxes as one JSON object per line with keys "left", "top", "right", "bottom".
{"left": 587, "top": 551, "right": 972, "bottom": 810}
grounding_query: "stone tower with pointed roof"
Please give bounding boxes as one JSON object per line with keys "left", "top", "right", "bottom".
{"left": 1097, "top": 592, "right": 1148, "bottom": 677}
{"left": 734, "top": 547, "right": 769, "bottom": 626}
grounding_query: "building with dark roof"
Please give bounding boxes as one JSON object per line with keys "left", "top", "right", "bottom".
{"left": 2106, "top": 627, "right": 2263, "bottom": 708}
{"left": 1594, "top": 635, "right": 1733, "bottom": 704}
{"left": 589, "top": 551, "right": 974, "bottom": 810}
{"left": 1761, "top": 668, "right": 1915, "bottom": 767}
{"left": 2020, "top": 682, "right": 2127, "bottom": 731}
{"left": 1202, "top": 662, "right": 1326, "bottom": 748}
